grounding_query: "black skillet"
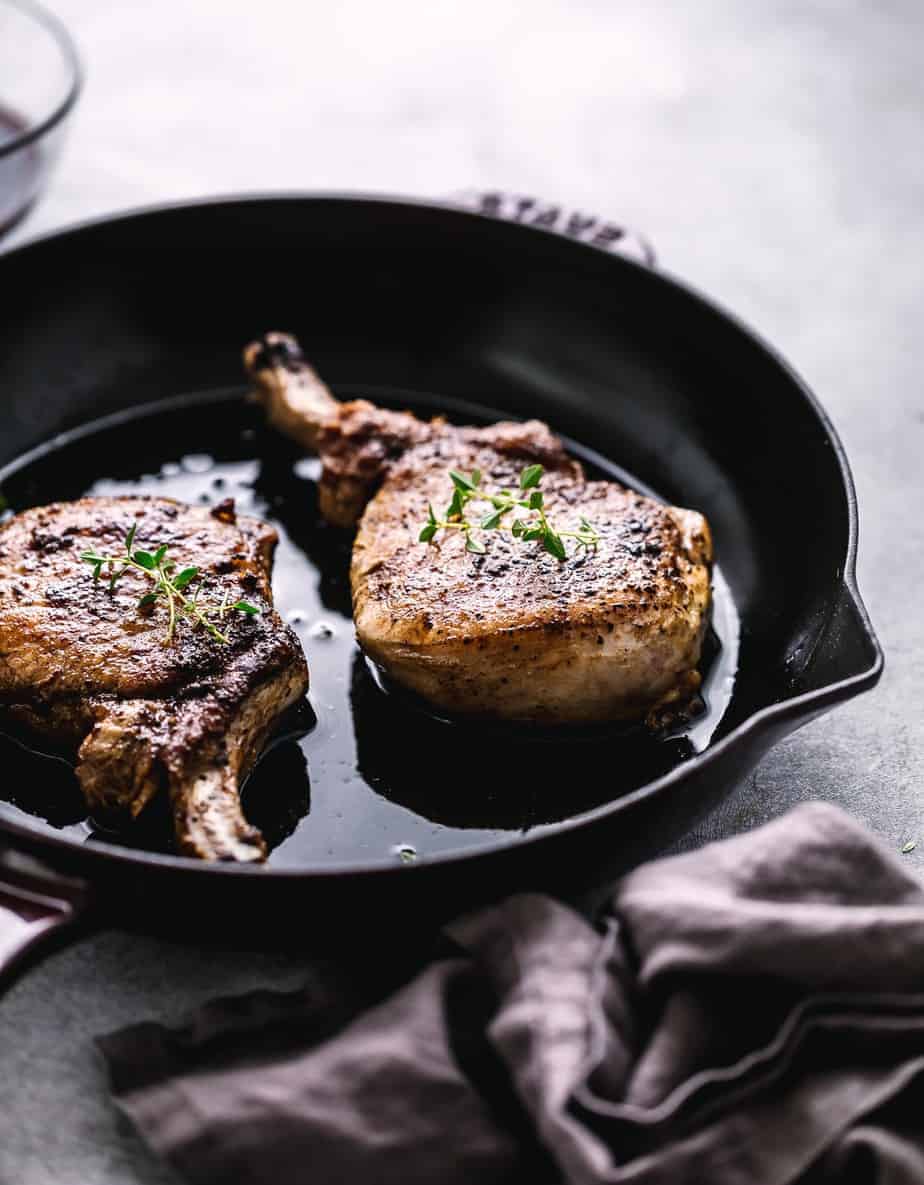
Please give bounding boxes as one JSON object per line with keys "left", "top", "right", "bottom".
{"left": 0, "top": 193, "right": 882, "bottom": 986}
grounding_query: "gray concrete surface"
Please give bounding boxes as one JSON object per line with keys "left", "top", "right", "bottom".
{"left": 1, "top": 0, "right": 922, "bottom": 1181}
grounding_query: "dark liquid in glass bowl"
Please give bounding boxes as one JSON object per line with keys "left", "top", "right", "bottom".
{"left": 0, "top": 107, "right": 43, "bottom": 235}
{"left": 0, "top": 388, "right": 740, "bottom": 869}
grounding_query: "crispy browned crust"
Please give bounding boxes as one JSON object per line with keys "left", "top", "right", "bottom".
{"left": 352, "top": 439, "right": 712, "bottom": 722}
{"left": 246, "top": 332, "right": 714, "bottom": 725}
{"left": 0, "top": 495, "right": 310, "bottom": 860}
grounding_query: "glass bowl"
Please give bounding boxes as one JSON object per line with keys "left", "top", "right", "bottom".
{"left": 0, "top": 0, "right": 82, "bottom": 236}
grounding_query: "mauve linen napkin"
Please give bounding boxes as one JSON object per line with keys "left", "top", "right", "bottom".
{"left": 98, "top": 802, "right": 924, "bottom": 1185}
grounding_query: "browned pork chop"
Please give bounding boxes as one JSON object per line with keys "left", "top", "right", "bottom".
{"left": 0, "top": 496, "right": 309, "bottom": 860}
{"left": 245, "top": 333, "right": 712, "bottom": 724}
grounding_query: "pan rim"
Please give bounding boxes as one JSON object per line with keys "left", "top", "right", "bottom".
{"left": 0, "top": 191, "right": 884, "bottom": 880}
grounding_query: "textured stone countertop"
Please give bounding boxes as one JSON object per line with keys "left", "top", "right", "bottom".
{"left": 2, "top": 1, "right": 922, "bottom": 1182}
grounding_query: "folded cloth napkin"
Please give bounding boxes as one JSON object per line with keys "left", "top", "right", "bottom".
{"left": 99, "top": 803, "right": 924, "bottom": 1185}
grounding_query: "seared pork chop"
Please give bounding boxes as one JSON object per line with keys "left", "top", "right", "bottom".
{"left": 245, "top": 333, "right": 712, "bottom": 724}
{"left": 0, "top": 496, "right": 309, "bottom": 860}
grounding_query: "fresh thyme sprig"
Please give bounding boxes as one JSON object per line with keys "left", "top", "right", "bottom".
{"left": 418, "top": 463, "right": 599, "bottom": 560}
{"left": 81, "top": 521, "right": 259, "bottom": 646}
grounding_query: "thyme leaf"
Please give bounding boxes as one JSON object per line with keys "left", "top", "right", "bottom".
{"left": 81, "top": 521, "right": 260, "bottom": 646}
{"left": 419, "top": 465, "right": 600, "bottom": 561}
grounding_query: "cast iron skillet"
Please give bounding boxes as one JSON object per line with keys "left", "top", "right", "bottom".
{"left": 0, "top": 193, "right": 882, "bottom": 986}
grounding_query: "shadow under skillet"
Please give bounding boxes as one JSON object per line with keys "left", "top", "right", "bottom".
{"left": 348, "top": 651, "right": 696, "bottom": 832}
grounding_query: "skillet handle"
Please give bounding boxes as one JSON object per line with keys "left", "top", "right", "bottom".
{"left": 451, "top": 190, "right": 656, "bottom": 266}
{"left": 0, "top": 846, "right": 93, "bottom": 991}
